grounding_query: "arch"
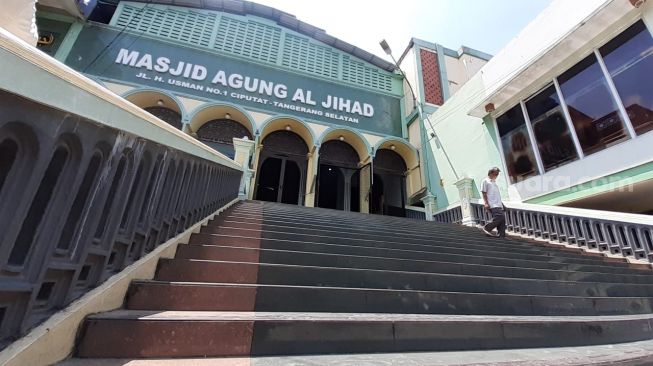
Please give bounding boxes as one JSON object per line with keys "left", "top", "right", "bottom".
{"left": 373, "top": 137, "right": 419, "bottom": 171}
{"left": 122, "top": 89, "right": 186, "bottom": 129}
{"left": 187, "top": 102, "right": 256, "bottom": 137}
{"left": 122, "top": 88, "right": 186, "bottom": 116}
{"left": 375, "top": 149, "right": 408, "bottom": 173}
{"left": 319, "top": 140, "right": 360, "bottom": 169}
{"left": 258, "top": 116, "right": 316, "bottom": 151}
{"left": 318, "top": 127, "right": 371, "bottom": 164}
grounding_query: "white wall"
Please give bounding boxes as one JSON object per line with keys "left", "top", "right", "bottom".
{"left": 400, "top": 47, "right": 419, "bottom": 113}
{"left": 445, "top": 53, "right": 488, "bottom": 97}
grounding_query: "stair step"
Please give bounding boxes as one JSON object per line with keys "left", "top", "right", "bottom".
{"left": 127, "top": 281, "right": 653, "bottom": 316}
{"left": 73, "top": 201, "right": 653, "bottom": 361}
{"left": 155, "top": 259, "right": 653, "bottom": 297}
{"left": 77, "top": 310, "right": 653, "bottom": 358}
{"left": 175, "top": 244, "right": 653, "bottom": 284}
{"left": 187, "top": 233, "right": 634, "bottom": 271}
{"left": 201, "top": 223, "right": 603, "bottom": 260}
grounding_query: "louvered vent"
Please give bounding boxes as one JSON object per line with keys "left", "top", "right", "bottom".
{"left": 342, "top": 56, "right": 393, "bottom": 92}
{"left": 114, "top": 4, "right": 216, "bottom": 47}
{"left": 111, "top": 2, "right": 396, "bottom": 94}
{"left": 213, "top": 16, "right": 281, "bottom": 63}
{"left": 281, "top": 34, "right": 340, "bottom": 79}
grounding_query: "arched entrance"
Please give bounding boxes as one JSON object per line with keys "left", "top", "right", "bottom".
{"left": 255, "top": 130, "right": 308, "bottom": 205}
{"left": 371, "top": 148, "right": 407, "bottom": 217}
{"left": 196, "top": 119, "right": 252, "bottom": 159}
{"left": 317, "top": 140, "right": 361, "bottom": 211}
{"left": 123, "top": 91, "right": 184, "bottom": 130}
{"left": 143, "top": 106, "right": 182, "bottom": 129}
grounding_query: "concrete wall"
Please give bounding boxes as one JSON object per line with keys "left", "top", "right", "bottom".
{"left": 444, "top": 53, "right": 488, "bottom": 96}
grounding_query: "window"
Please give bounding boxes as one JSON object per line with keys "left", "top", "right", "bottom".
{"left": 495, "top": 105, "right": 538, "bottom": 183}
{"left": 525, "top": 84, "right": 578, "bottom": 170}
{"left": 558, "top": 54, "right": 629, "bottom": 155}
{"left": 600, "top": 20, "right": 653, "bottom": 136}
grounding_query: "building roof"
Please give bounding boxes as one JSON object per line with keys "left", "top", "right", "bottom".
{"left": 398, "top": 37, "right": 492, "bottom": 65}
{"left": 101, "top": 0, "right": 397, "bottom": 72}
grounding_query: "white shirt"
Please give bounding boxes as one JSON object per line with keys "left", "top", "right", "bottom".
{"left": 481, "top": 177, "right": 502, "bottom": 208}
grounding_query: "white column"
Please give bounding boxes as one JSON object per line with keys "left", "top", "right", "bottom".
{"left": 421, "top": 194, "right": 437, "bottom": 221}
{"left": 455, "top": 177, "right": 476, "bottom": 226}
{"left": 233, "top": 137, "right": 255, "bottom": 200}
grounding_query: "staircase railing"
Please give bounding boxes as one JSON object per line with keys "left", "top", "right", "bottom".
{"left": 433, "top": 204, "right": 464, "bottom": 224}
{"left": 471, "top": 201, "right": 653, "bottom": 262}
{"left": 405, "top": 206, "right": 427, "bottom": 220}
{"left": 0, "top": 28, "right": 243, "bottom": 345}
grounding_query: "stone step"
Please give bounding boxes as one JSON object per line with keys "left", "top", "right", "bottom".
{"left": 76, "top": 310, "right": 653, "bottom": 358}
{"left": 126, "top": 281, "right": 653, "bottom": 316}
{"left": 215, "top": 212, "right": 636, "bottom": 266}
{"left": 154, "top": 258, "right": 653, "bottom": 297}
{"left": 186, "top": 234, "right": 641, "bottom": 275}
{"left": 187, "top": 232, "right": 631, "bottom": 269}
{"left": 200, "top": 223, "right": 616, "bottom": 263}
{"left": 59, "top": 337, "right": 653, "bottom": 366}
{"left": 174, "top": 244, "right": 653, "bottom": 284}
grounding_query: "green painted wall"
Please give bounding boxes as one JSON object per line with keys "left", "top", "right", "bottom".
{"left": 423, "top": 74, "right": 508, "bottom": 209}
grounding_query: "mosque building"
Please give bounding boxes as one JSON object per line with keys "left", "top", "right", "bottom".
{"left": 33, "top": 0, "right": 489, "bottom": 218}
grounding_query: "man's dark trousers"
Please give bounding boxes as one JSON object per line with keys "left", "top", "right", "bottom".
{"left": 484, "top": 207, "right": 506, "bottom": 237}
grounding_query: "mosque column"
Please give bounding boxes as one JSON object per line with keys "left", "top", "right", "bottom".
{"left": 304, "top": 147, "right": 319, "bottom": 207}
{"left": 233, "top": 137, "right": 255, "bottom": 200}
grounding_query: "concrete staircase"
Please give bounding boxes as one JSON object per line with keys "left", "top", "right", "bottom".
{"left": 73, "top": 201, "right": 653, "bottom": 359}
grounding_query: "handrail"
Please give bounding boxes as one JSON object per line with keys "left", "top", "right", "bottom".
{"left": 504, "top": 201, "right": 653, "bottom": 227}
{"left": 0, "top": 27, "right": 244, "bottom": 345}
{"left": 433, "top": 205, "right": 463, "bottom": 224}
{"left": 471, "top": 201, "right": 653, "bottom": 262}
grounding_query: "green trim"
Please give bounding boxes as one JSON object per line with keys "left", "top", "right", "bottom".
{"left": 435, "top": 43, "right": 450, "bottom": 101}
{"left": 400, "top": 95, "right": 408, "bottom": 139}
{"left": 413, "top": 43, "right": 426, "bottom": 106}
{"left": 54, "top": 22, "right": 83, "bottom": 62}
{"left": 406, "top": 109, "right": 419, "bottom": 127}
{"left": 525, "top": 161, "right": 653, "bottom": 205}
{"left": 459, "top": 46, "right": 493, "bottom": 61}
{"left": 35, "top": 11, "right": 76, "bottom": 23}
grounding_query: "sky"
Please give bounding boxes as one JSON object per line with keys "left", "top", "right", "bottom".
{"left": 250, "top": 0, "right": 553, "bottom": 60}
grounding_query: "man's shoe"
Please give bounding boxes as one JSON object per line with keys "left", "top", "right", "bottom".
{"left": 482, "top": 228, "right": 498, "bottom": 237}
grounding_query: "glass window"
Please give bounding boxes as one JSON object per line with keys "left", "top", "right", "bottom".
{"left": 600, "top": 20, "right": 653, "bottom": 136}
{"left": 496, "top": 105, "right": 539, "bottom": 183}
{"left": 558, "top": 54, "right": 629, "bottom": 156}
{"left": 525, "top": 85, "right": 579, "bottom": 171}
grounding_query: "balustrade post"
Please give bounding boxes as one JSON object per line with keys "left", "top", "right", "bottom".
{"left": 421, "top": 194, "right": 437, "bottom": 221}
{"left": 232, "top": 137, "right": 254, "bottom": 200}
{"left": 454, "top": 177, "right": 477, "bottom": 226}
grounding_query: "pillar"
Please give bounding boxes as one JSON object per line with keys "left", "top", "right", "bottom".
{"left": 359, "top": 163, "right": 371, "bottom": 214}
{"left": 455, "top": 177, "right": 476, "bottom": 226}
{"left": 421, "top": 194, "right": 437, "bottom": 221}
{"left": 233, "top": 137, "right": 255, "bottom": 200}
{"left": 304, "top": 149, "right": 319, "bottom": 207}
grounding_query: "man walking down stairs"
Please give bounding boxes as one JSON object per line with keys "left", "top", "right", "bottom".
{"left": 64, "top": 201, "right": 653, "bottom": 364}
